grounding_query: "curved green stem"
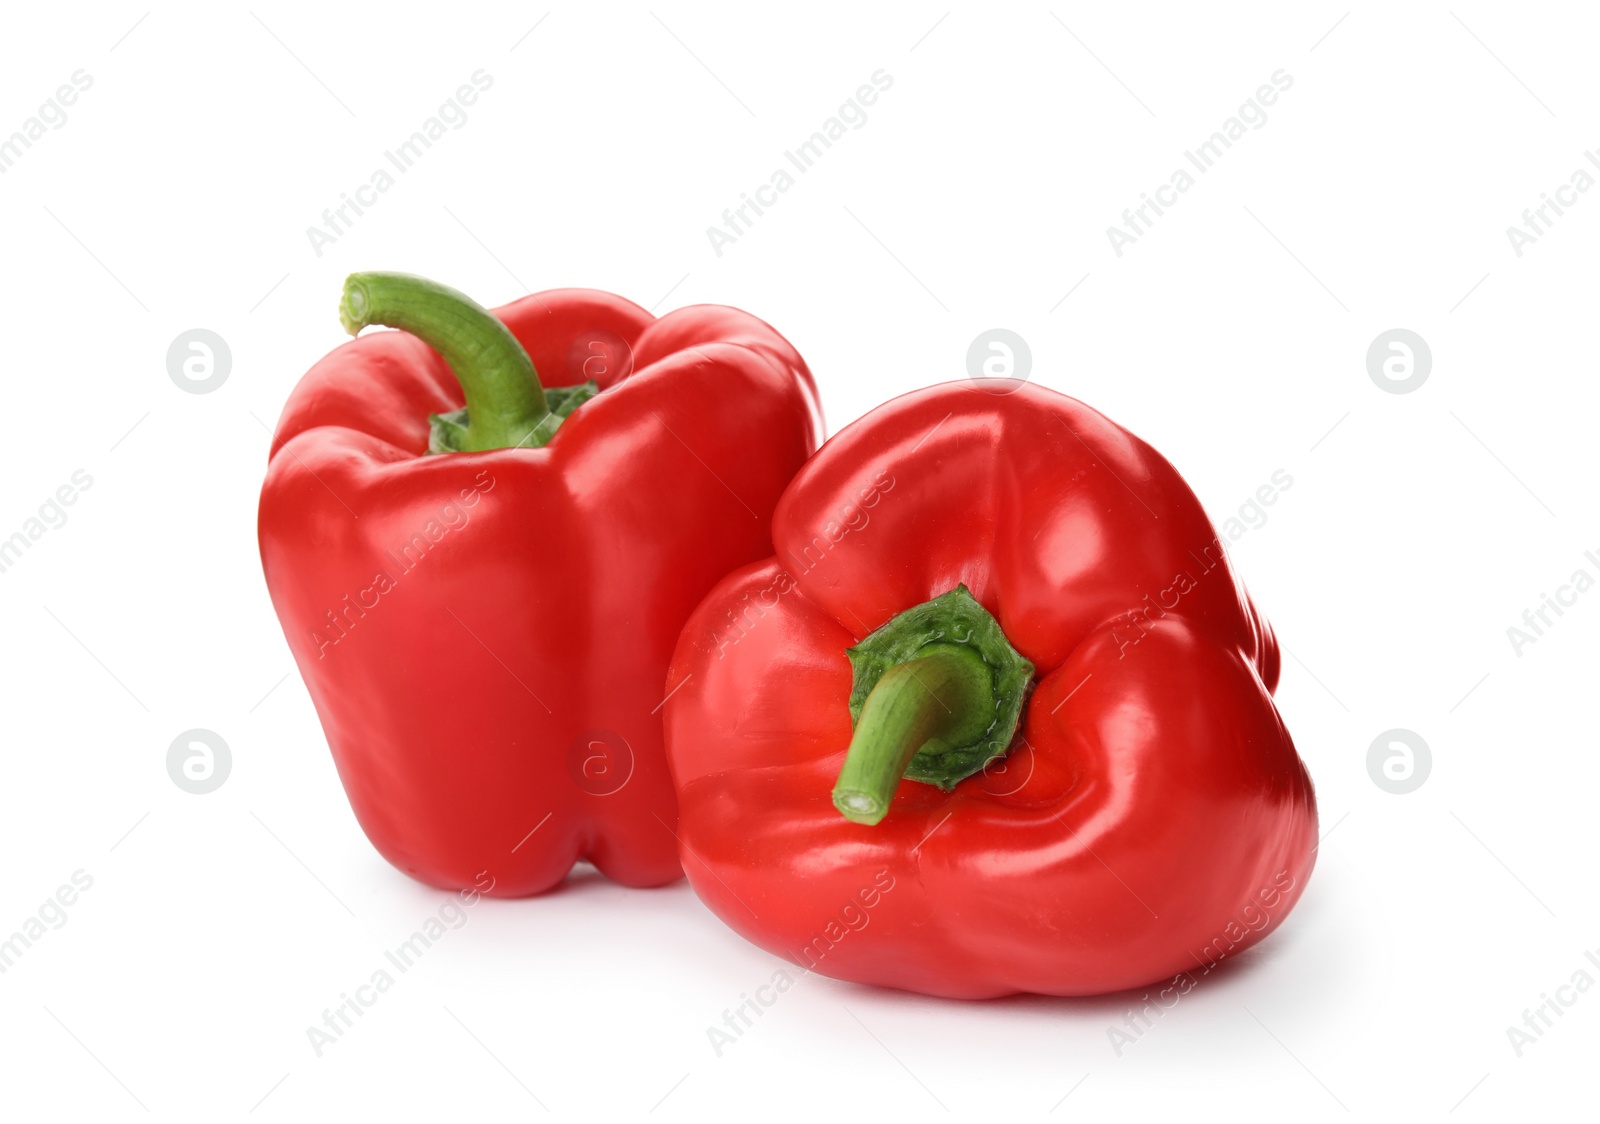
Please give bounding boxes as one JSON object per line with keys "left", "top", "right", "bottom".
{"left": 832, "top": 643, "right": 997, "bottom": 825}
{"left": 340, "top": 271, "right": 552, "bottom": 453}
{"left": 837, "top": 585, "right": 1034, "bottom": 817}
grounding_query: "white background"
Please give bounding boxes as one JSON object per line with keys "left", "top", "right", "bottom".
{"left": 0, "top": 2, "right": 1594, "bottom": 1120}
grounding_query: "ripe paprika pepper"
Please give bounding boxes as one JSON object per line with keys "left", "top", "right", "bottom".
{"left": 664, "top": 380, "right": 1316, "bottom": 997}
{"left": 259, "top": 273, "right": 821, "bottom": 896}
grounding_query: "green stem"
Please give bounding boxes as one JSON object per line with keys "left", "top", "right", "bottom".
{"left": 832, "top": 644, "right": 997, "bottom": 825}
{"left": 339, "top": 271, "right": 550, "bottom": 453}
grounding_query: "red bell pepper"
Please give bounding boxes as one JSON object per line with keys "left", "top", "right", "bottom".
{"left": 259, "top": 273, "right": 821, "bottom": 896}
{"left": 664, "top": 381, "right": 1317, "bottom": 997}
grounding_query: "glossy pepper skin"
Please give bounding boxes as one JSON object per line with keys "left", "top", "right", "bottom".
{"left": 664, "top": 380, "right": 1316, "bottom": 998}
{"left": 259, "top": 275, "right": 821, "bottom": 897}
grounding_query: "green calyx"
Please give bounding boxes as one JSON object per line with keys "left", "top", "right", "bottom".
{"left": 426, "top": 380, "right": 597, "bottom": 454}
{"left": 339, "top": 271, "right": 586, "bottom": 454}
{"left": 832, "top": 586, "right": 1034, "bottom": 825}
